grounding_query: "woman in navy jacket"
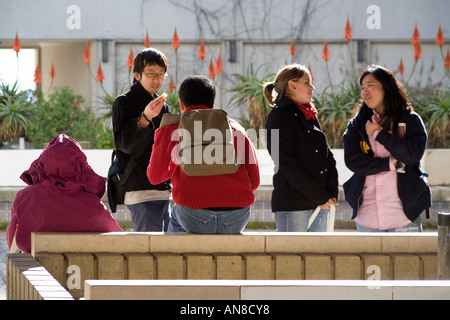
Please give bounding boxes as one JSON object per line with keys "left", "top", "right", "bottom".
{"left": 265, "top": 64, "right": 339, "bottom": 232}
{"left": 343, "top": 65, "right": 431, "bottom": 232}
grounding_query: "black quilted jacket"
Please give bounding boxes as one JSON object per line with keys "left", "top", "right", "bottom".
{"left": 265, "top": 95, "right": 339, "bottom": 212}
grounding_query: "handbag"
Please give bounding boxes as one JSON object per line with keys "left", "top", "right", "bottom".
{"left": 107, "top": 149, "right": 126, "bottom": 213}
{"left": 307, "top": 204, "right": 336, "bottom": 232}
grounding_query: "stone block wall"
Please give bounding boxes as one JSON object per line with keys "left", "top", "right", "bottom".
{"left": 26, "top": 232, "right": 439, "bottom": 299}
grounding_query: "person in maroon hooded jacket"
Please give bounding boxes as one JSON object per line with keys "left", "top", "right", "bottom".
{"left": 7, "top": 134, "right": 122, "bottom": 253}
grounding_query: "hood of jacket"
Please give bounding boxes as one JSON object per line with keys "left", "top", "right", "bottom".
{"left": 20, "top": 134, "right": 106, "bottom": 198}
{"left": 7, "top": 134, "right": 122, "bottom": 253}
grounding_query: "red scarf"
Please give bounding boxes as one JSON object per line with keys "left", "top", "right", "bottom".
{"left": 286, "top": 95, "right": 318, "bottom": 120}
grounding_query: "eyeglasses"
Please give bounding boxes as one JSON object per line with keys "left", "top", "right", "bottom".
{"left": 143, "top": 72, "right": 168, "bottom": 80}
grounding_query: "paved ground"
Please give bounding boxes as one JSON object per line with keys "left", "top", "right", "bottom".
{"left": 1, "top": 231, "right": 7, "bottom": 300}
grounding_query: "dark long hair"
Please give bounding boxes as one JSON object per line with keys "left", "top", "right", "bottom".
{"left": 359, "top": 65, "right": 412, "bottom": 130}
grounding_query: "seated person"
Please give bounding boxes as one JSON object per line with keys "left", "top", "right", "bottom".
{"left": 7, "top": 134, "right": 122, "bottom": 253}
{"left": 147, "top": 75, "right": 260, "bottom": 234}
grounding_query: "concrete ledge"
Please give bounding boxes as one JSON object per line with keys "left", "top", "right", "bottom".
{"left": 27, "top": 232, "right": 439, "bottom": 299}
{"left": 146, "top": 232, "right": 266, "bottom": 253}
{"left": 264, "top": 232, "right": 438, "bottom": 254}
{"left": 31, "top": 232, "right": 150, "bottom": 255}
{"left": 31, "top": 232, "right": 438, "bottom": 255}
{"left": 7, "top": 253, "right": 73, "bottom": 300}
{"left": 84, "top": 279, "right": 450, "bottom": 300}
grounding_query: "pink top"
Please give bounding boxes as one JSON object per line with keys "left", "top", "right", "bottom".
{"left": 355, "top": 112, "right": 411, "bottom": 230}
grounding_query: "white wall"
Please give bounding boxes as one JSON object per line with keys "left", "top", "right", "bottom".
{"left": 1, "top": 0, "right": 448, "bottom": 41}
{"left": 1, "top": 0, "right": 449, "bottom": 119}
{"left": 2, "top": 148, "right": 447, "bottom": 187}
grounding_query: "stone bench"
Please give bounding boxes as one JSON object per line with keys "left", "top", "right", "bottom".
{"left": 7, "top": 253, "right": 73, "bottom": 300}
{"left": 84, "top": 279, "right": 450, "bottom": 300}
{"left": 31, "top": 231, "right": 438, "bottom": 254}
{"left": 26, "top": 232, "right": 439, "bottom": 299}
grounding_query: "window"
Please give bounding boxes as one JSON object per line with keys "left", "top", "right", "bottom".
{"left": 0, "top": 48, "right": 37, "bottom": 91}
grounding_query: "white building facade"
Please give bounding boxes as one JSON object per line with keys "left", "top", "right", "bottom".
{"left": 0, "top": 0, "right": 449, "bottom": 118}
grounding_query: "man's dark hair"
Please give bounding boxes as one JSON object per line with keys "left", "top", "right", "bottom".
{"left": 133, "top": 48, "right": 168, "bottom": 83}
{"left": 179, "top": 75, "right": 215, "bottom": 108}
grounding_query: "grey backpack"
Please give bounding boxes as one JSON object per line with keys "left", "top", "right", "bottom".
{"left": 160, "top": 109, "right": 240, "bottom": 176}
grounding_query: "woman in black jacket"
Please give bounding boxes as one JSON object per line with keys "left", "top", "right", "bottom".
{"left": 264, "top": 64, "right": 339, "bottom": 232}
{"left": 342, "top": 65, "right": 431, "bottom": 232}
{"left": 112, "top": 48, "right": 171, "bottom": 232}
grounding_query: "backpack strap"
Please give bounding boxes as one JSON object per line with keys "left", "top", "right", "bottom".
{"left": 160, "top": 114, "right": 181, "bottom": 128}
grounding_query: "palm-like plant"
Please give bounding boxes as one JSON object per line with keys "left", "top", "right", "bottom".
{"left": 228, "top": 64, "right": 273, "bottom": 146}
{"left": 423, "top": 87, "right": 450, "bottom": 148}
{"left": 228, "top": 64, "right": 273, "bottom": 129}
{"left": 314, "top": 81, "right": 361, "bottom": 148}
{"left": 0, "top": 81, "right": 34, "bottom": 144}
{"left": 165, "top": 89, "right": 180, "bottom": 114}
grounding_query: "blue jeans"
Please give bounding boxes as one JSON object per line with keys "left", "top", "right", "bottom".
{"left": 168, "top": 204, "right": 251, "bottom": 234}
{"left": 127, "top": 200, "right": 170, "bottom": 232}
{"left": 274, "top": 209, "right": 329, "bottom": 232}
{"left": 356, "top": 217, "right": 422, "bottom": 232}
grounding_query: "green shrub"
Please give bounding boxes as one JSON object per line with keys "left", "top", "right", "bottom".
{"left": 410, "top": 86, "right": 450, "bottom": 148}
{"left": 27, "top": 87, "right": 114, "bottom": 149}
{"left": 314, "top": 81, "right": 361, "bottom": 148}
{"left": 0, "top": 81, "right": 34, "bottom": 145}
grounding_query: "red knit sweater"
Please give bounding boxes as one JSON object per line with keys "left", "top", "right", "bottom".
{"left": 147, "top": 106, "right": 260, "bottom": 209}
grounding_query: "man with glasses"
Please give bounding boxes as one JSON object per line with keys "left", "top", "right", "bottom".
{"left": 112, "top": 48, "right": 171, "bottom": 232}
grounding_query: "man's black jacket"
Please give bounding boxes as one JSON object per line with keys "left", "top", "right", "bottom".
{"left": 112, "top": 82, "right": 170, "bottom": 193}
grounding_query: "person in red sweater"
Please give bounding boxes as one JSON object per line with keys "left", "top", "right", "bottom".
{"left": 147, "top": 75, "right": 260, "bottom": 234}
